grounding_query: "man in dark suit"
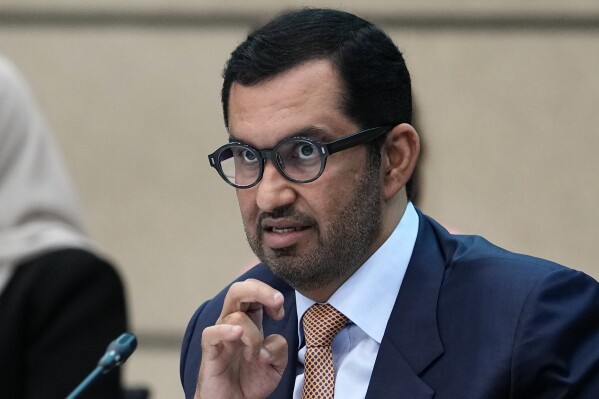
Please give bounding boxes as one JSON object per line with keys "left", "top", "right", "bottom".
{"left": 180, "top": 8, "right": 599, "bottom": 398}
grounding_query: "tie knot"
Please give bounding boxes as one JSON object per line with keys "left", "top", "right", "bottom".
{"left": 302, "top": 303, "right": 349, "bottom": 347}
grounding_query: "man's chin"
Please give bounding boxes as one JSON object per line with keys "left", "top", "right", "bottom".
{"left": 260, "top": 247, "right": 306, "bottom": 274}
{"left": 264, "top": 260, "right": 334, "bottom": 293}
{"left": 253, "top": 242, "right": 315, "bottom": 272}
{"left": 254, "top": 242, "right": 298, "bottom": 260}
{"left": 270, "top": 245, "right": 298, "bottom": 257}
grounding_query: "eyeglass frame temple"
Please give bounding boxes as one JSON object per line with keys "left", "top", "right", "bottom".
{"left": 325, "top": 125, "right": 394, "bottom": 155}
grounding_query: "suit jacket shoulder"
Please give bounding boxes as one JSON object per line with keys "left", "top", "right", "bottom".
{"left": 370, "top": 211, "right": 599, "bottom": 399}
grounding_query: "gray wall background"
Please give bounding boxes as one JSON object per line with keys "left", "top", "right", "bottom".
{"left": 1, "top": 1, "right": 598, "bottom": 397}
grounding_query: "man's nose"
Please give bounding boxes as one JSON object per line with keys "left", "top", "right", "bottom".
{"left": 256, "top": 161, "right": 297, "bottom": 212}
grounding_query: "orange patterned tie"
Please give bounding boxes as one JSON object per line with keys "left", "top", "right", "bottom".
{"left": 301, "top": 303, "right": 349, "bottom": 399}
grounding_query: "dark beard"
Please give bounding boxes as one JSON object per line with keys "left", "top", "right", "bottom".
{"left": 244, "top": 160, "right": 382, "bottom": 293}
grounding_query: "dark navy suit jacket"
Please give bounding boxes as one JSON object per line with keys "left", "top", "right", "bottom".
{"left": 180, "top": 211, "right": 599, "bottom": 398}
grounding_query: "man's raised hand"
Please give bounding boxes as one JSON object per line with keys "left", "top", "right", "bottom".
{"left": 195, "top": 279, "right": 288, "bottom": 399}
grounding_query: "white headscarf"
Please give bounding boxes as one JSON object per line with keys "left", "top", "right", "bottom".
{"left": 0, "top": 55, "right": 94, "bottom": 295}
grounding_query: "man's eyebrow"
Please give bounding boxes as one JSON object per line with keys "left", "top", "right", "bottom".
{"left": 228, "top": 134, "right": 241, "bottom": 143}
{"left": 228, "top": 126, "right": 335, "bottom": 146}
{"left": 291, "top": 126, "right": 334, "bottom": 141}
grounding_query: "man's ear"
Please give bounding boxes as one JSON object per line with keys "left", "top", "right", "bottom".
{"left": 380, "top": 123, "right": 420, "bottom": 201}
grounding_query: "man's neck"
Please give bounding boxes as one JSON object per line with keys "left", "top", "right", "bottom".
{"left": 300, "top": 200, "right": 409, "bottom": 303}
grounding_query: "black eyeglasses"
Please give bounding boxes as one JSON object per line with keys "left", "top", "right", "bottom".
{"left": 208, "top": 125, "right": 393, "bottom": 188}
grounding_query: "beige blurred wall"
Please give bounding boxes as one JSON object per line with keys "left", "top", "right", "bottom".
{"left": 1, "top": 2, "right": 598, "bottom": 397}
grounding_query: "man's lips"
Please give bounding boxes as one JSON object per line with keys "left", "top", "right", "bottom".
{"left": 269, "top": 226, "right": 309, "bottom": 233}
{"left": 261, "top": 219, "right": 312, "bottom": 249}
{"left": 261, "top": 217, "right": 310, "bottom": 231}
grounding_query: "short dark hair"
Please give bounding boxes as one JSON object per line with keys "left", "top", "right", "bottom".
{"left": 221, "top": 8, "right": 415, "bottom": 196}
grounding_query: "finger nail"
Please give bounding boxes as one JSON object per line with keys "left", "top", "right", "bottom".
{"left": 259, "top": 347, "right": 272, "bottom": 361}
{"left": 230, "top": 325, "right": 243, "bottom": 335}
{"left": 273, "top": 292, "right": 283, "bottom": 303}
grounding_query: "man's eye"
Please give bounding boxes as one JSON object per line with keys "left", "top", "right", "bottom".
{"left": 241, "top": 149, "right": 258, "bottom": 163}
{"left": 296, "top": 143, "right": 317, "bottom": 160}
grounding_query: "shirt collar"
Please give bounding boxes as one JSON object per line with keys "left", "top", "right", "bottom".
{"left": 296, "top": 202, "right": 419, "bottom": 344}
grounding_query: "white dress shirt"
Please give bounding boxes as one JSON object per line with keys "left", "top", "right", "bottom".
{"left": 293, "top": 202, "right": 419, "bottom": 398}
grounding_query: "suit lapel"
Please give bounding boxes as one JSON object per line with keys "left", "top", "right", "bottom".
{"left": 366, "top": 212, "right": 447, "bottom": 398}
{"left": 366, "top": 336, "right": 434, "bottom": 398}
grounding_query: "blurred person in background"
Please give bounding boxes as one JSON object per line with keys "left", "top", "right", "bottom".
{"left": 0, "top": 55, "right": 128, "bottom": 399}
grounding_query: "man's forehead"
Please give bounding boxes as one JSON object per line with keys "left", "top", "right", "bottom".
{"left": 229, "top": 61, "right": 339, "bottom": 105}
{"left": 226, "top": 61, "right": 351, "bottom": 146}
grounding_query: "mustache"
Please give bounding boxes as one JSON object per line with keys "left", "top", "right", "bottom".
{"left": 257, "top": 205, "right": 317, "bottom": 227}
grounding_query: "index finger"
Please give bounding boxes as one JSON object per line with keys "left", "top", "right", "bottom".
{"left": 221, "top": 279, "right": 285, "bottom": 321}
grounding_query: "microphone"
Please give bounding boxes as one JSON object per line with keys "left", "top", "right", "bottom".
{"left": 97, "top": 332, "right": 137, "bottom": 371}
{"left": 66, "top": 332, "right": 137, "bottom": 399}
